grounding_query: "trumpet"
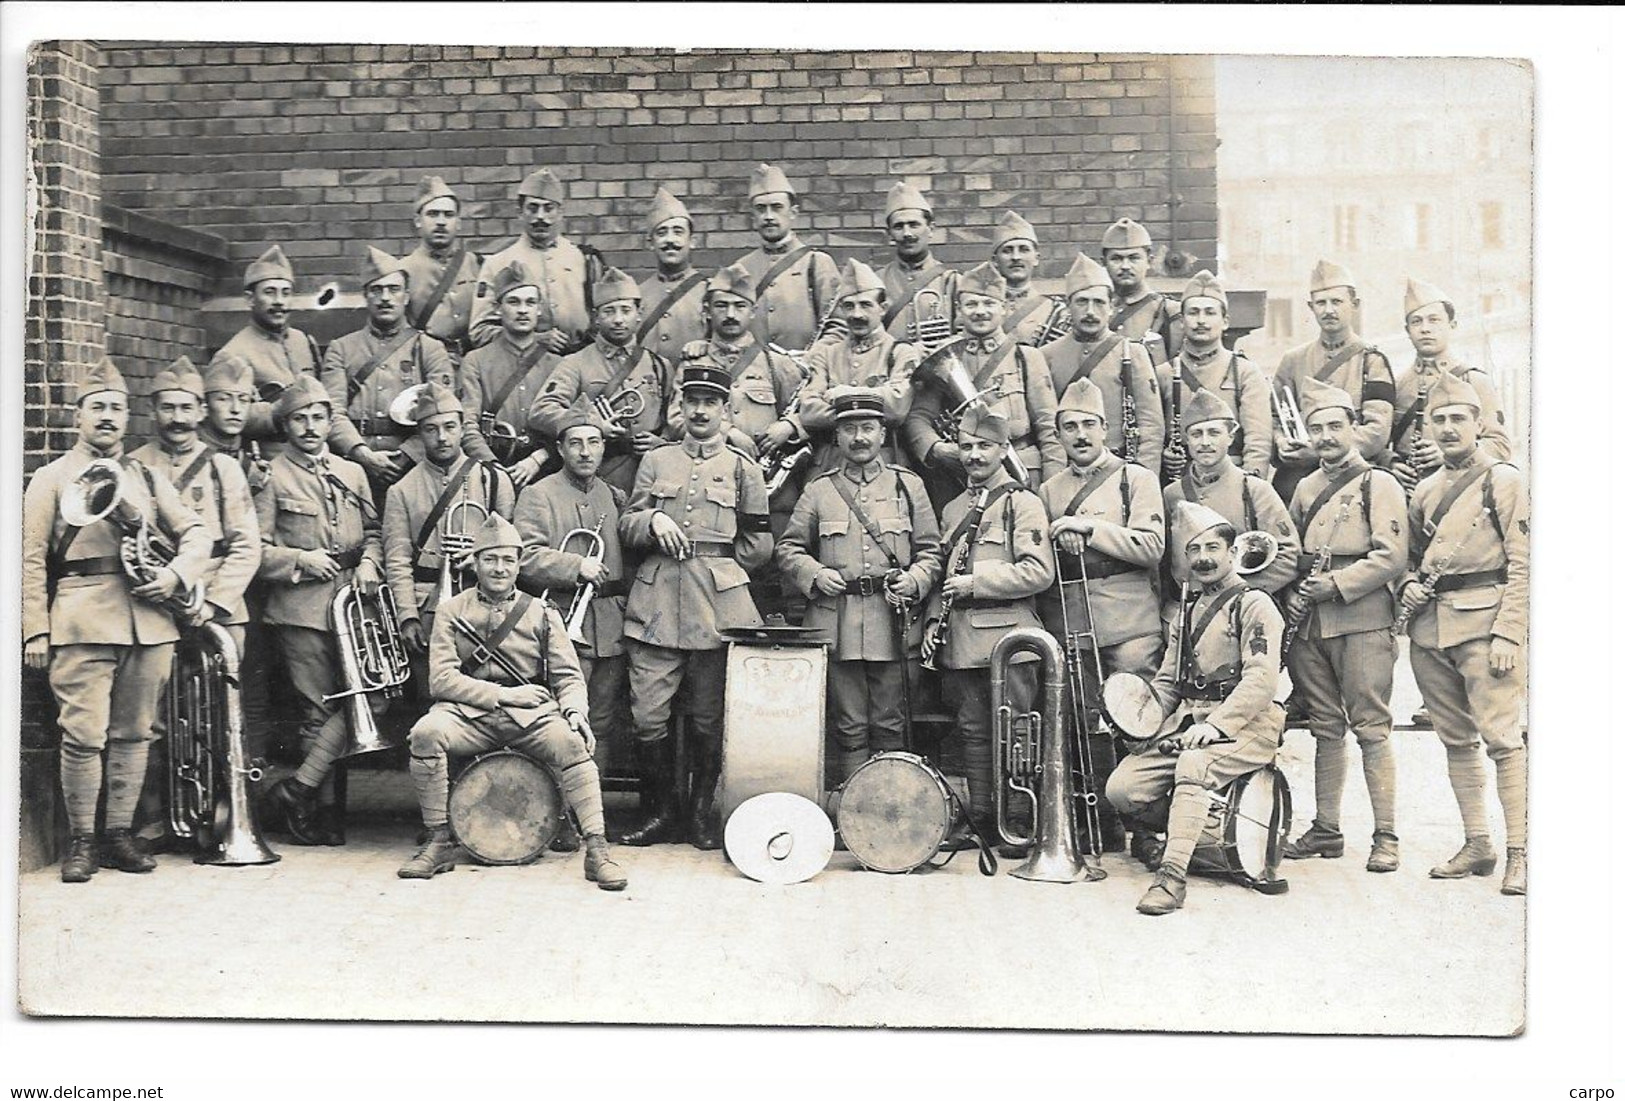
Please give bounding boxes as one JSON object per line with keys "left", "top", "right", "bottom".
{"left": 59, "top": 458, "right": 207, "bottom": 619}
{"left": 479, "top": 412, "right": 532, "bottom": 465}
{"left": 324, "top": 581, "right": 411, "bottom": 757}
{"left": 437, "top": 499, "right": 489, "bottom": 608}
{"left": 1275, "top": 384, "right": 1308, "bottom": 446}
{"left": 1234, "top": 530, "right": 1280, "bottom": 576}
{"left": 909, "top": 287, "right": 953, "bottom": 351}
{"left": 591, "top": 386, "right": 647, "bottom": 430}
{"left": 1031, "top": 297, "right": 1071, "bottom": 347}
{"left": 559, "top": 518, "right": 606, "bottom": 646}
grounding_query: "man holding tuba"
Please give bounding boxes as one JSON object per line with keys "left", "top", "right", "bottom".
{"left": 1038, "top": 377, "right": 1166, "bottom": 853}
{"left": 256, "top": 376, "right": 385, "bottom": 846}
{"left": 383, "top": 381, "right": 515, "bottom": 699}
{"left": 1104, "top": 502, "right": 1287, "bottom": 916}
{"left": 458, "top": 261, "right": 560, "bottom": 492}
{"left": 22, "top": 358, "right": 213, "bottom": 883}
{"left": 877, "top": 181, "right": 959, "bottom": 346}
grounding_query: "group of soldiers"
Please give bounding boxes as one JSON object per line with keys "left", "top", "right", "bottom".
{"left": 21, "top": 162, "right": 1529, "bottom": 915}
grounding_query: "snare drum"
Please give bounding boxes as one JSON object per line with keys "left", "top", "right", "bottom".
{"left": 1103, "top": 672, "right": 1163, "bottom": 748}
{"left": 831, "top": 752, "right": 956, "bottom": 874}
{"left": 1189, "top": 764, "right": 1292, "bottom": 894}
{"left": 446, "top": 749, "right": 563, "bottom": 866}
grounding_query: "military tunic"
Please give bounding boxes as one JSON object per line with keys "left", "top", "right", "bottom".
{"left": 382, "top": 456, "right": 515, "bottom": 625}
{"left": 1388, "top": 355, "right": 1513, "bottom": 474}
{"left": 1109, "top": 290, "right": 1178, "bottom": 364}
{"left": 1157, "top": 349, "right": 1273, "bottom": 479}
{"left": 400, "top": 243, "right": 481, "bottom": 360}
{"left": 199, "top": 423, "right": 273, "bottom": 498}
{"left": 1003, "top": 287, "right": 1068, "bottom": 348}
{"left": 211, "top": 322, "right": 322, "bottom": 449}
{"left": 735, "top": 235, "right": 841, "bottom": 352}
{"left": 1162, "top": 462, "right": 1300, "bottom": 600}
{"left": 469, "top": 236, "right": 598, "bottom": 352}
{"left": 796, "top": 332, "right": 920, "bottom": 470}
{"left": 636, "top": 268, "right": 710, "bottom": 363}
{"left": 457, "top": 333, "right": 557, "bottom": 466}
{"left": 530, "top": 338, "right": 675, "bottom": 495}
{"left": 319, "top": 324, "right": 455, "bottom": 460}
{"left": 879, "top": 259, "right": 958, "bottom": 344}
{"left": 1041, "top": 332, "right": 1167, "bottom": 473}
{"left": 1272, "top": 335, "right": 1397, "bottom": 503}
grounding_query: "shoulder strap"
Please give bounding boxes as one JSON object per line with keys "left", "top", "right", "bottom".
{"left": 172, "top": 446, "right": 218, "bottom": 494}
{"left": 414, "top": 455, "right": 484, "bottom": 555}
{"left": 880, "top": 261, "right": 948, "bottom": 327}
{"left": 596, "top": 346, "right": 652, "bottom": 407}
{"left": 455, "top": 593, "right": 536, "bottom": 675}
{"left": 971, "top": 338, "right": 1020, "bottom": 390}
{"left": 1301, "top": 464, "right": 1367, "bottom": 532}
{"left": 1390, "top": 388, "right": 1428, "bottom": 448}
{"left": 1002, "top": 293, "right": 1051, "bottom": 334}
{"left": 828, "top": 473, "right": 902, "bottom": 570}
{"left": 1312, "top": 341, "right": 1366, "bottom": 383}
{"left": 754, "top": 245, "right": 815, "bottom": 300}
{"left": 1060, "top": 461, "right": 1120, "bottom": 519}
{"left": 634, "top": 271, "right": 709, "bottom": 348}
{"left": 349, "top": 328, "right": 420, "bottom": 394}
{"left": 1061, "top": 334, "right": 1125, "bottom": 394}
{"left": 483, "top": 341, "right": 549, "bottom": 415}
{"left": 726, "top": 342, "right": 765, "bottom": 384}
{"left": 1424, "top": 463, "right": 1495, "bottom": 534}
{"left": 945, "top": 482, "right": 1019, "bottom": 558}
{"left": 410, "top": 244, "right": 467, "bottom": 331}
{"left": 1189, "top": 582, "right": 1248, "bottom": 652}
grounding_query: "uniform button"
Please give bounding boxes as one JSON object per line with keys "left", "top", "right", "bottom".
{"left": 686, "top": 505, "right": 693, "bottom": 512}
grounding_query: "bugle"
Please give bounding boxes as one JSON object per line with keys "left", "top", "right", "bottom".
{"left": 560, "top": 517, "right": 607, "bottom": 646}
{"left": 591, "top": 386, "right": 647, "bottom": 430}
{"left": 1233, "top": 530, "right": 1280, "bottom": 576}
{"left": 479, "top": 411, "right": 532, "bottom": 465}
{"left": 1275, "top": 384, "right": 1308, "bottom": 446}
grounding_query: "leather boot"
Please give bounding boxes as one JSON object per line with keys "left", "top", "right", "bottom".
{"left": 583, "top": 834, "right": 628, "bottom": 891}
{"left": 1136, "top": 865, "right": 1188, "bottom": 916}
{"left": 398, "top": 826, "right": 459, "bottom": 880}
{"left": 616, "top": 738, "right": 679, "bottom": 846}
{"left": 687, "top": 742, "right": 722, "bottom": 851}
{"left": 1129, "top": 831, "right": 1165, "bottom": 870}
{"left": 1366, "top": 831, "right": 1400, "bottom": 873}
{"left": 1283, "top": 822, "right": 1346, "bottom": 860}
{"left": 1429, "top": 836, "right": 1498, "bottom": 879}
{"left": 266, "top": 777, "right": 327, "bottom": 846}
{"left": 1500, "top": 848, "right": 1526, "bottom": 896}
{"left": 550, "top": 813, "right": 582, "bottom": 853}
{"left": 60, "top": 834, "right": 98, "bottom": 884}
{"left": 101, "top": 829, "right": 157, "bottom": 874}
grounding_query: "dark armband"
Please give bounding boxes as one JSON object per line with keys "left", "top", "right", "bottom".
{"left": 738, "top": 512, "right": 772, "bottom": 533}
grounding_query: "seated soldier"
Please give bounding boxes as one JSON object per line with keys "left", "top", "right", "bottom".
{"left": 1105, "top": 501, "right": 1287, "bottom": 916}
{"left": 398, "top": 513, "right": 626, "bottom": 890}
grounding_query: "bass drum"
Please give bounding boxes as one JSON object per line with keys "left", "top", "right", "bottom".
{"left": 447, "top": 749, "right": 562, "bottom": 866}
{"left": 1190, "top": 763, "right": 1292, "bottom": 895}
{"left": 831, "top": 752, "right": 956, "bottom": 874}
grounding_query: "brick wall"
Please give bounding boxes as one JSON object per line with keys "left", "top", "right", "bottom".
{"left": 96, "top": 45, "right": 1218, "bottom": 292}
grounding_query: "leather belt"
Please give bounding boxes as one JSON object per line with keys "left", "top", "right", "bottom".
{"left": 55, "top": 555, "right": 124, "bottom": 578}
{"left": 959, "top": 596, "right": 1019, "bottom": 610}
{"left": 1298, "top": 552, "right": 1363, "bottom": 573}
{"left": 680, "top": 540, "right": 734, "bottom": 558}
{"left": 357, "top": 416, "right": 409, "bottom": 438}
{"left": 331, "top": 547, "right": 364, "bottom": 570}
{"left": 1060, "top": 550, "right": 1143, "bottom": 581}
{"left": 1433, "top": 567, "right": 1507, "bottom": 593}
{"left": 843, "top": 574, "right": 895, "bottom": 597}
{"left": 412, "top": 564, "right": 446, "bottom": 584}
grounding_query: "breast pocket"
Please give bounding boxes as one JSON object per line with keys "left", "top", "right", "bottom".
{"left": 991, "top": 369, "right": 1030, "bottom": 434}
{"left": 276, "top": 497, "right": 323, "bottom": 550}
{"left": 731, "top": 382, "right": 778, "bottom": 430}
{"left": 704, "top": 480, "right": 738, "bottom": 531}
{"left": 878, "top": 516, "right": 910, "bottom": 560}
{"left": 974, "top": 521, "right": 1009, "bottom": 562}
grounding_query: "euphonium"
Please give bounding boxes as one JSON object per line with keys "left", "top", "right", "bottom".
{"left": 1233, "top": 530, "right": 1280, "bottom": 576}
{"left": 59, "top": 458, "right": 207, "bottom": 619}
{"left": 324, "top": 581, "right": 411, "bottom": 757}
{"left": 560, "top": 518, "right": 606, "bottom": 646}
{"left": 437, "top": 499, "right": 490, "bottom": 608}
{"left": 166, "top": 623, "right": 280, "bottom": 866}
{"left": 991, "top": 627, "right": 1100, "bottom": 884}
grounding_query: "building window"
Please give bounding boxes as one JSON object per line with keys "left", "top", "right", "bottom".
{"left": 1334, "top": 204, "right": 1360, "bottom": 251}
{"left": 1266, "top": 297, "right": 1295, "bottom": 340}
{"left": 1480, "top": 201, "right": 1504, "bottom": 249}
{"left": 1406, "top": 203, "right": 1431, "bottom": 250}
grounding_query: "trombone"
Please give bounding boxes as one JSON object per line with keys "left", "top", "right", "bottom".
{"left": 559, "top": 518, "right": 606, "bottom": 646}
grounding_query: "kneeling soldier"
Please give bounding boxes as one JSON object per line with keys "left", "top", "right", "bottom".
{"left": 776, "top": 388, "right": 942, "bottom": 780}
{"left": 1105, "top": 503, "right": 1286, "bottom": 915}
{"left": 399, "top": 514, "right": 626, "bottom": 889}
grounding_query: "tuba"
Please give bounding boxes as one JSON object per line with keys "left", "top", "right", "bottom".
{"left": 324, "top": 581, "right": 411, "bottom": 757}
{"left": 991, "top": 627, "right": 1104, "bottom": 883}
{"left": 1233, "top": 530, "right": 1280, "bottom": 576}
{"left": 559, "top": 518, "right": 606, "bottom": 646}
{"left": 915, "top": 338, "right": 1030, "bottom": 487}
{"left": 165, "top": 623, "right": 280, "bottom": 866}
{"left": 60, "top": 458, "right": 207, "bottom": 619}
{"left": 437, "top": 499, "right": 490, "bottom": 608}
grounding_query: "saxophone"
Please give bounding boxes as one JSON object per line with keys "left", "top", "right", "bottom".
{"left": 921, "top": 488, "right": 987, "bottom": 671}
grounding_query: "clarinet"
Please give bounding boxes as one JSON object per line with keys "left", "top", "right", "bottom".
{"left": 921, "top": 488, "right": 987, "bottom": 671}
{"left": 1119, "top": 346, "right": 1140, "bottom": 462}
{"left": 1392, "top": 505, "right": 1491, "bottom": 638}
{"left": 1282, "top": 494, "right": 1356, "bottom": 654}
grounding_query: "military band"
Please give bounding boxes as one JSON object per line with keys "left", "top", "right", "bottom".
{"left": 22, "top": 178, "right": 1530, "bottom": 917}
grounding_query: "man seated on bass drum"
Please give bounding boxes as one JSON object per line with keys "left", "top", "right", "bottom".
{"left": 398, "top": 513, "right": 626, "bottom": 890}
{"left": 1105, "top": 501, "right": 1286, "bottom": 916}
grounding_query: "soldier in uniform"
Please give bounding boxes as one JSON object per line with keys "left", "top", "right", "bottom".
{"left": 1105, "top": 502, "right": 1287, "bottom": 915}
{"left": 1102, "top": 217, "right": 1177, "bottom": 365}
{"left": 1399, "top": 372, "right": 1528, "bottom": 896}
{"left": 1388, "top": 277, "right": 1513, "bottom": 496}
{"left": 1038, "top": 376, "right": 1166, "bottom": 852}
{"left": 1162, "top": 387, "right": 1300, "bottom": 610}
{"left": 776, "top": 389, "right": 942, "bottom": 780}
{"left": 383, "top": 381, "right": 516, "bottom": 695}
{"left": 515, "top": 413, "right": 633, "bottom": 795}
{"left": 210, "top": 244, "right": 322, "bottom": 452}
{"left": 877, "top": 181, "right": 958, "bottom": 346}
{"left": 1271, "top": 260, "right": 1397, "bottom": 506}
{"left": 733, "top": 163, "right": 841, "bottom": 353}
{"left": 458, "top": 262, "right": 558, "bottom": 492}
{"left": 796, "top": 259, "right": 922, "bottom": 472}
{"left": 992, "top": 210, "right": 1067, "bottom": 347}
{"left": 1157, "top": 271, "right": 1272, "bottom": 483}
{"left": 22, "top": 359, "right": 213, "bottom": 882}
{"left": 396, "top": 513, "right": 627, "bottom": 891}
{"left": 399, "top": 175, "right": 482, "bottom": 367}
{"left": 531, "top": 266, "right": 675, "bottom": 497}
{"left": 903, "top": 261, "right": 1064, "bottom": 505}
{"left": 257, "top": 376, "right": 385, "bottom": 846}
{"left": 1041, "top": 252, "right": 1165, "bottom": 474}
{"left": 636, "top": 186, "right": 710, "bottom": 364}
{"left": 468, "top": 167, "right": 602, "bottom": 353}
{"left": 1279, "top": 378, "right": 1408, "bottom": 872}
{"left": 906, "top": 402, "right": 1055, "bottom": 836}
{"left": 616, "top": 363, "right": 775, "bottom": 850}
{"left": 320, "top": 245, "right": 456, "bottom": 497}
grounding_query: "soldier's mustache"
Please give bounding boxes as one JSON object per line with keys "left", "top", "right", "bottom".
{"left": 1192, "top": 559, "right": 1219, "bottom": 573}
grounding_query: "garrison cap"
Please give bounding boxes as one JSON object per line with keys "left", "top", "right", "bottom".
{"left": 1309, "top": 258, "right": 1357, "bottom": 295}
{"left": 1172, "top": 500, "right": 1232, "bottom": 553}
{"left": 1298, "top": 376, "right": 1357, "bottom": 421}
{"left": 202, "top": 354, "right": 255, "bottom": 396}
{"left": 149, "top": 356, "right": 205, "bottom": 401}
{"left": 681, "top": 363, "right": 733, "bottom": 398}
{"left": 593, "top": 266, "right": 642, "bottom": 307}
{"left": 491, "top": 261, "right": 539, "bottom": 301}
{"left": 358, "top": 245, "right": 408, "bottom": 289}
{"left": 1425, "top": 370, "right": 1481, "bottom": 414}
{"left": 834, "top": 258, "right": 886, "bottom": 302}
{"left": 1180, "top": 269, "right": 1228, "bottom": 311}
{"left": 1404, "top": 276, "right": 1452, "bottom": 321}
{"left": 273, "top": 374, "right": 331, "bottom": 422}
{"left": 1056, "top": 376, "right": 1107, "bottom": 421}
{"left": 957, "top": 261, "right": 1007, "bottom": 303}
{"left": 471, "top": 513, "right": 523, "bottom": 554}
{"left": 884, "top": 181, "right": 932, "bottom": 224}
{"left": 958, "top": 400, "right": 1011, "bottom": 445}
{"left": 1101, "top": 218, "right": 1153, "bottom": 252}
{"left": 706, "top": 263, "right": 755, "bottom": 305}
{"left": 517, "top": 168, "right": 565, "bottom": 203}
{"left": 829, "top": 386, "right": 886, "bottom": 423}
{"left": 556, "top": 405, "right": 602, "bottom": 439}
{"left": 410, "top": 380, "right": 463, "bottom": 425}
{"left": 748, "top": 163, "right": 796, "bottom": 201}
{"left": 243, "top": 244, "right": 294, "bottom": 290}
{"left": 415, "top": 175, "right": 458, "bottom": 212}
{"left": 1182, "top": 387, "right": 1234, "bottom": 430}
{"left": 645, "top": 185, "right": 692, "bottom": 233}
{"left": 993, "top": 209, "right": 1038, "bottom": 250}
{"left": 74, "top": 357, "right": 129, "bottom": 404}
{"left": 1064, "top": 253, "right": 1113, "bottom": 298}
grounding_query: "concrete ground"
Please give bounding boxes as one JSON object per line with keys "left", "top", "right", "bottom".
{"left": 16, "top": 657, "right": 1524, "bottom": 1034}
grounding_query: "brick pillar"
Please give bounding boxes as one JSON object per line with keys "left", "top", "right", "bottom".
{"left": 22, "top": 41, "right": 103, "bottom": 872}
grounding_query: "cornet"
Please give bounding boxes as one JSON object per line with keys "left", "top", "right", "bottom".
{"left": 59, "top": 458, "right": 207, "bottom": 619}
{"left": 1032, "top": 297, "right": 1071, "bottom": 347}
{"left": 559, "top": 518, "right": 606, "bottom": 646}
{"left": 479, "top": 413, "right": 531, "bottom": 465}
{"left": 909, "top": 287, "right": 953, "bottom": 351}
{"left": 437, "top": 499, "right": 489, "bottom": 608}
{"left": 591, "top": 387, "right": 647, "bottom": 430}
